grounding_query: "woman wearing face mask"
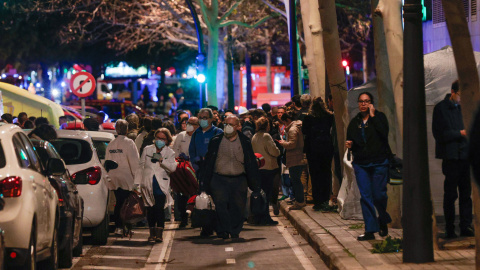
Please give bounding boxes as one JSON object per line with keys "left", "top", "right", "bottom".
{"left": 135, "top": 128, "right": 177, "bottom": 242}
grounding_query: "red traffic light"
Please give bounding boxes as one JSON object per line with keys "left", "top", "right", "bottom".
{"left": 342, "top": 60, "right": 348, "bottom": 67}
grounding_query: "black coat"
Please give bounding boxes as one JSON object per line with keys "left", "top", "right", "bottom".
{"left": 302, "top": 114, "right": 334, "bottom": 156}
{"left": 432, "top": 94, "right": 468, "bottom": 160}
{"left": 199, "top": 132, "right": 259, "bottom": 192}
{"left": 346, "top": 111, "right": 390, "bottom": 165}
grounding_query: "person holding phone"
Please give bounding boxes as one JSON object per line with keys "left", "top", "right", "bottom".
{"left": 135, "top": 128, "right": 177, "bottom": 242}
{"left": 346, "top": 92, "right": 392, "bottom": 241}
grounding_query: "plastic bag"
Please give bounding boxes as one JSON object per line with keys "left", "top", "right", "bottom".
{"left": 337, "top": 150, "right": 363, "bottom": 220}
{"left": 120, "top": 192, "right": 146, "bottom": 225}
{"left": 191, "top": 192, "right": 216, "bottom": 228}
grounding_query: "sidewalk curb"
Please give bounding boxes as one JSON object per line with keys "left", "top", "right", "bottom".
{"left": 280, "top": 201, "right": 364, "bottom": 270}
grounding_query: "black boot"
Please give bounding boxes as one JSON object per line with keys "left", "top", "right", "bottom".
{"left": 357, "top": 232, "right": 375, "bottom": 241}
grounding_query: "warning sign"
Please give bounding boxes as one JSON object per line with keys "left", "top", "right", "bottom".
{"left": 70, "top": 72, "right": 96, "bottom": 98}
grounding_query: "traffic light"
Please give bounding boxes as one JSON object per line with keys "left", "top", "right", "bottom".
{"left": 196, "top": 53, "right": 206, "bottom": 83}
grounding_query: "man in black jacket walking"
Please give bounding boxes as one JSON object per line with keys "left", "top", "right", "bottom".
{"left": 432, "top": 80, "right": 474, "bottom": 238}
{"left": 200, "top": 115, "right": 259, "bottom": 239}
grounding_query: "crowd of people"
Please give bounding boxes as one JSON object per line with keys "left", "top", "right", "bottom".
{"left": 9, "top": 86, "right": 473, "bottom": 243}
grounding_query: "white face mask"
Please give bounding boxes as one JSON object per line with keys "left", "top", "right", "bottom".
{"left": 224, "top": 124, "right": 235, "bottom": 135}
{"left": 186, "top": 124, "right": 194, "bottom": 132}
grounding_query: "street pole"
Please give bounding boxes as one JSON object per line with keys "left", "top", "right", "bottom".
{"left": 402, "top": 0, "right": 434, "bottom": 263}
{"left": 185, "top": 0, "right": 205, "bottom": 108}
{"left": 288, "top": 0, "right": 299, "bottom": 97}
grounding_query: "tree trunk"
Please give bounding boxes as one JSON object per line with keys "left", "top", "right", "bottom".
{"left": 375, "top": 0, "right": 404, "bottom": 156}
{"left": 308, "top": 0, "right": 326, "bottom": 99}
{"left": 266, "top": 47, "right": 273, "bottom": 93}
{"left": 441, "top": 0, "right": 480, "bottom": 266}
{"left": 318, "top": 0, "right": 349, "bottom": 174}
{"left": 371, "top": 0, "right": 402, "bottom": 229}
{"left": 207, "top": 27, "right": 219, "bottom": 106}
{"left": 300, "top": 0, "right": 318, "bottom": 96}
{"left": 362, "top": 45, "right": 368, "bottom": 83}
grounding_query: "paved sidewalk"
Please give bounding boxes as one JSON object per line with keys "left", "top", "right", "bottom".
{"left": 279, "top": 201, "right": 475, "bottom": 270}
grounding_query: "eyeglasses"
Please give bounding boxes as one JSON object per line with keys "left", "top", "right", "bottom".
{"left": 358, "top": 100, "right": 371, "bottom": 104}
{"left": 199, "top": 117, "right": 210, "bottom": 120}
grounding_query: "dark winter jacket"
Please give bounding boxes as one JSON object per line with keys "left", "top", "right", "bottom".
{"left": 432, "top": 94, "right": 468, "bottom": 160}
{"left": 302, "top": 114, "right": 334, "bottom": 156}
{"left": 346, "top": 111, "right": 390, "bottom": 165}
{"left": 199, "top": 132, "right": 259, "bottom": 192}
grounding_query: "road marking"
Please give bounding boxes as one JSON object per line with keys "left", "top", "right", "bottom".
{"left": 81, "top": 266, "right": 133, "bottom": 270}
{"left": 226, "top": 258, "right": 236, "bottom": 264}
{"left": 100, "top": 245, "right": 151, "bottom": 250}
{"left": 70, "top": 245, "right": 92, "bottom": 269}
{"left": 225, "top": 247, "right": 234, "bottom": 252}
{"left": 91, "top": 255, "right": 147, "bottom": 260}
{"left": 274, "top": 217, "right": 317, "bottom": 270}
{"left": 145, "top": 222, "right": 178, "bottom": 270}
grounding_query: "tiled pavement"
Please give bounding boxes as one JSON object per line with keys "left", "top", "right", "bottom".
{"left": 280, "top": 201, "right": 475, "bottom": 270}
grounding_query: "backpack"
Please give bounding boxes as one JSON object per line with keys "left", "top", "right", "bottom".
{"left": 169, "top": 157, "right": 199, "bottom": 197}
{"left": 250, "top": 189, "right": 267, "bottom": 216}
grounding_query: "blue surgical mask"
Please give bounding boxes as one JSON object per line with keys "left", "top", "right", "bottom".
{"left": 155, "top": 140, "right": 166, "bottom": 149}
{"left": 199, "top": 119, "right": 209, "bottom": 128}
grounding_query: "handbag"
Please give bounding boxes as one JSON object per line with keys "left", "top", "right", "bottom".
{"left": 388, "top": 155, "right": 403, "bottom": 185}
{"left": 120, "top": 192, "right": 146, "bottom": 225}
{"left": 191, "top": 192, "right": 216, "bottom": 228}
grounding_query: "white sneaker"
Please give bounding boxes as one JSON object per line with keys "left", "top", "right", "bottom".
{"left": 114, "top": 228, "right": 124, "bottom": 236}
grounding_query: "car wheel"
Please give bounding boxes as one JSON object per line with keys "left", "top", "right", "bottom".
{"left": 20, "top": 225, "right": 36, "bottom": 270}
{"left": 91, "top": 209, "right": 109, "bottom": 245}
{"left": 58, "top": 228, "right": 73, "bottom": 268}
{"left": 37, "top": 221, "right": 58, "bottom": 270}
{"left": 72, "top": 223, "right": 83, "bottom": 257}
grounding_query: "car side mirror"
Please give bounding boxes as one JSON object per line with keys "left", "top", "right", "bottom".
{"left": 104, "top": 160, "right": 118, "bottom": 172}
{"left": 46, "top": 158, "right": 67, "bottom": 176}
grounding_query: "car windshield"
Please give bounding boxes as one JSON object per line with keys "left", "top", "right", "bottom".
{"left": 50, "top": 139, "right": 93, "bottom": 165}
{"left": 93, "top": 140, "right": 109, "bottom": 161}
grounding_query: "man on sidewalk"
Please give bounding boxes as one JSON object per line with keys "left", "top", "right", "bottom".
{"left": 432, "top": 80, "right": 474, "bottom": 238}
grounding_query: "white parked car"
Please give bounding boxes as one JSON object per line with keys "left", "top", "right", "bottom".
{"left": 85, "top": 131, "right": 117, "bottom": 217}
{"left": 0, "top": 124, "right": 60, "bottom": 269}
{"left": 52, "top": 130, "right": 111, "bottom": 245}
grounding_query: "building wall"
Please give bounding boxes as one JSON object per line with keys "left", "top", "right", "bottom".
{"left": 423, "top": 0, "right": 480, "bottom": 54}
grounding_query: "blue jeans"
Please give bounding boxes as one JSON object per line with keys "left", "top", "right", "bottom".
{"left": 289, "top": 165, "right": 306, "bottom": 203}
{"left": 281, "top": 174, "right": 294, "bottom": 198}
{"left": 353, "top": 161, "right": 392, "bottom": 233}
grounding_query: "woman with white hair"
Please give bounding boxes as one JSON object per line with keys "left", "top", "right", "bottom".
{"left": 135, "top": 128, "right": 177, "bottom": 242}
{"left": 104, "top": 119, "right": 140, "bottom": 237}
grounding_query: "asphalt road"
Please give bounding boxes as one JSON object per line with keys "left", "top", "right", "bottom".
{"left": 64, "top": 211, "right": 327, "bottom": 270}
